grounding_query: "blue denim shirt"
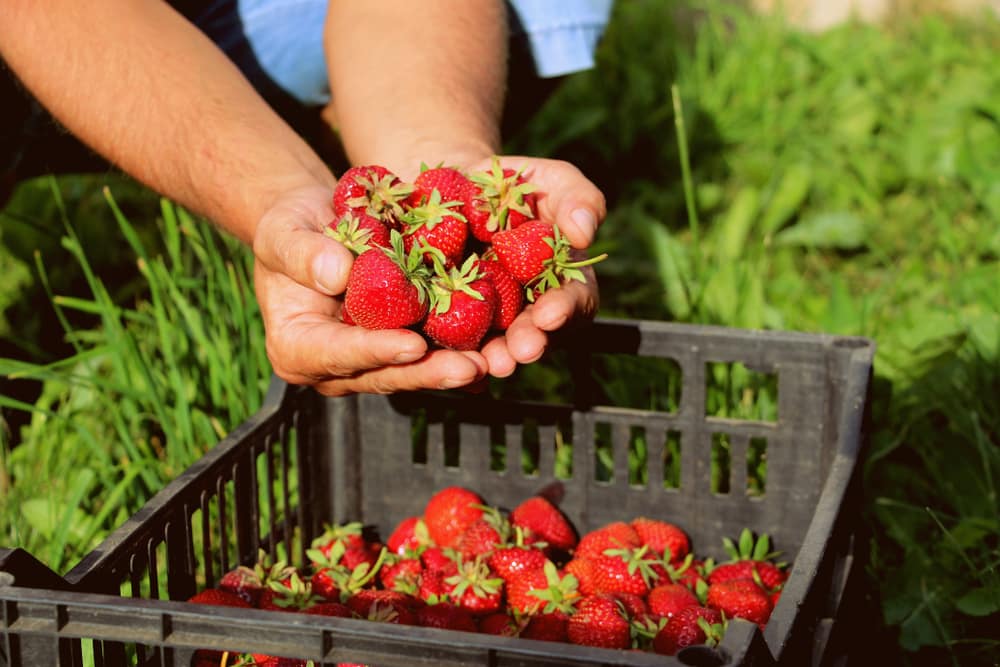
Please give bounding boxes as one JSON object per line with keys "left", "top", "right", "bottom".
{"left": 236, "top": 0, "right": 614, "bottom": 106}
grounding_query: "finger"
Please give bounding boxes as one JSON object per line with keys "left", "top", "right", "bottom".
{"left": 497, "top": 156, "right": 607, "bottom": 249}
{"left": 530, "top": 277, "right": 598, "bottom": 331}
{"left": 311, "top": 349, "right": 489, "bottom": 396}
{"left": 254, "top": 217, "right": 355, "bottom": 296}
{"left": 502, "top": 305, "right": 550, "bottom": 364}
{"left": 480, "top": 334, "right": 518, "bottom": 378}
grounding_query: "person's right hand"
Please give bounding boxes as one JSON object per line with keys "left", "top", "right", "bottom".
{"left": 251, "top": 184, "right": 489, "bottom": 396}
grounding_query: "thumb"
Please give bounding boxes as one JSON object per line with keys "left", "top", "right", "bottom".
{"left": 253, "top": 218, "right": 355, "bottom": 296}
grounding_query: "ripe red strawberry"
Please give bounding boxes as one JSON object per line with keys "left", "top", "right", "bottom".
{"left": 310, "top": 522, "right": 367, "bottom": 561}
{"left": 325, "top": 212, "right": 391, "bottom": 253}
{"left": 477, "top": 250, "right": 523, "bottom": 330}
{"left": 333, "top": 164, "right": 412, "bottom": 225}
{"left": 188, "top": 588, "right": 252, "bottom": 608}
{"left": 706, "top": 579, "right": 774, "bottom": 628}
{"left": 218, "top": 550, "right": 296, "bottom": 606}
{"left": 445, "top": 557, "right": 504, "bottom": 615}
{"left": 406, "top": 166, "right": 472, "bottom": 207}
{"left": 387, "top": 516, "right": 428, "bottom": 555}
{"left": 490, "top": 221, "right": 606, "bottom": 299}
{"left": 590, "top": 545, "right": 667, "bottom": 597}
{"left": 647, "top": 582, "right": 700, "bottom": 619}
{"left": 422, "top": 255, "right": 497, "bottom": 351}
{"left": 521, "top": 611, "right": 570, "bottom": 643}
{"left": 304, "top": 601, "right": 353, "bottom": 618}
{"left": 631, "top": 517, "right": 690, "bottom": 562}
{"left": 652, "top": 605, "right": 724, "bottom": 656}
{"left": 401, "top": 189, "right": 468, "bottom": 266}
{"left": 669, "top": 554, "right": 709, "bottom": 592}
{"left": 379, "top": 556, "right": 423, "bottom": 593}
{"left": 418, "top": 566, "right": 454, "bottom": 603}
{"left": 306, "top": 542, "right": 386, "bottom": 602}
{"left": 488, "top": 544, "right": 548, "bottom": 583}
{"left": 478, "top": 611, "right": 521, "bottom": 637}
{"left": 422, "top": 486, "right": 485, "bottom": 549}
{"left": 708, "top": 560, "right": 787, "bottom": 591}
{"left": 416, "top": 602, "right": 479, "bottom": 632}
{"left": 421, "top": 545, "right": 459, "bottom": 574}
{"left": 574, "top": 521, "right": 641, "bottom": 561}
{"left": 505, "top": 561, "right": 579, "bottom": 616}
{"left": 346, "top": 589, "right": 421, "bottom": 625}
{"left": 566, "top": 594, "right": 631, "bottom": 649}
{"left": 344, "top": 230, "right": 431, "bottom": 330}
{"left": 258, "top": 573, "right": 321, "bottom": 612}
{"left": 463, "top": 159, "right": 538, "bottom": 243}
{"left": 248, "top": 654, "right": 307, "bottom": 667}
{"left": 455, "top": 510, "right": 508, "bottom": 560}
{"left": 711, "top": 528, "right": 787, "bottom": 591}
{"left": 563, "top": 557, "right": 599, "bottom": 597}
{"left": 509, "top": 496, "right": 577, "bottom": 553}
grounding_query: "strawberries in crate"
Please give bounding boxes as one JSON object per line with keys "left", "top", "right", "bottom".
{"left": 329, "top": 158, "right": 607, "bottom": 351}
{"left": 189, "top": 485, "right": 790, "bottom": 661}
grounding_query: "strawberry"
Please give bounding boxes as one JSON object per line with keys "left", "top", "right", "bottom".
{"left": 406, "top": 165, "right": 472, "bottom": 207}
{"left": 418, "top": 566, "right": 454, "bottom": 604}
{"left": 478, "top": 611, "right": 521, "bottom": 637}
{"left": 401, "top": 189, "right": 468, "bottom": 266}
{"left": 304, "top": 601, "right": 353, "bottom": 618}
{"left": 454, "top": 509, "right": 508, "bottom": 560}
{"left": 705, "top": 578, "right": 773, "bottom": 628}
{"left": 651, "top": 606, "right": 724, "bottom": 656}
{"left": 333, "top": 164, "right": 412, "bottom": 226}
{"left": 566, "top": 594, "right": 631, "bottom": 649}
{"left": 247, "top": 655, "right": 307, "bottom": 667}
{"left": 490, "top": 221, "right": 606, "bottom": 300}
{"left": 631, "top": 517, "right": 690, "bottom": 562}
{"left": 488, "top": 544, "right": 548, "bottom": 583}
{"left": 647, "top": 582, "right": 700, "bottom": 619}
{"left": 344, "top": 230, "right": 431, "bottom": 330}
{"left": 325, "top": 212, "right": 391, "bottom": 253}
{"left": 669, "top": 554, "right": 709, "bottom": 592}
{"left": 218, "top": 549, "right": 296, "bottom": 606}
{"left": 477, "top": 250, "right": 523, "bottom": 330}
{"left": 574, "top": 521, "right": 641, "bottom": 561}
{"left": 421, "top": 545, "right": 459, "bottom": 574}
{"left": 710, "top": 528, "right": 787, "bottom": 591}
{"left": 188, "top": 588, "right": 252, "bottom": 608}
{"left": 521, "top": 611, "right": 570, "bottom": 643}
{"left": 589, "top": 545, "right": 667, "bottom": 597}
{"left": 310, "top": 522, "right": 367, "bottom": 560}
{"left": 505, "top": 561, "right": 579, "bottom": 616}
{"left": 379, "top": 556, "right": 423, "bottom": 594}
{"left": 445, "top": 556, "right": 504, "bottom": 615}
{"left": 416, "top": 602, "right": 479, "bottom": 632}
{"left": 563, "top": 557, "right": 599, "bottom": 597}
{"left": 306, "top": 542, "right": 387, "bottom": 602}
{"left": 258, "top": 572, "right": 322, "bottom": 612}
{"left": 509, "top": 496, "right": 577, "bottom": 553}
{"left": 422, "top": 487, "right": 485, "bottom": 549}
{"left": 422, "top": 254, "right": 497, "bottom": 351}
{"left": 346, "top": 589, "right": 421, "bottom": 625}
{"left": 386, "top": 516, "right": 428, "bottom": 555}
{"left": 463, "top": 159, "right": 538, "bottom": 243}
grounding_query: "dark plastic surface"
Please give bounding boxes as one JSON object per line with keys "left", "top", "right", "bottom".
{"left": 1, "top": 318, "right": 875, "bottom": 666}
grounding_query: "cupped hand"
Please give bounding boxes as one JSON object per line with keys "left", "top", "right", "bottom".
{"left": 469, "top": 156, "right": 607, "bottom": 378}
{"left": 251, "top": 184, "right": 488, "bottom": 396}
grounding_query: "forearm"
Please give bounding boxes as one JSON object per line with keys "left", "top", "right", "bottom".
{"left": 0, "top": 0, "right": 334, "bottom": 243}
{"left": 324, "top": 0, "right": 508, "bottom": 176}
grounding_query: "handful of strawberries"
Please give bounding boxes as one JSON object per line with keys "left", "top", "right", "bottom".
{"left": 326, "top": 159, "right": 607, "bottom": 352}
{"left": 190, "top": 486, "right": 788, "bottom": 666}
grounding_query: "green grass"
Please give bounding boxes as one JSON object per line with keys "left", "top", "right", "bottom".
{"left": 0, "top": 2, "right": 998, "bottom": 665}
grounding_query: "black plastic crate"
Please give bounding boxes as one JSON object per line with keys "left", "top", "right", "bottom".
{"left": 1, "top": 318, "right": 875, "bottom": 666}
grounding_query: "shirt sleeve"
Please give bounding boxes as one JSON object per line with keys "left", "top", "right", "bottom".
{"left": 507, "top": 0, "right": 615, "bottom": 78}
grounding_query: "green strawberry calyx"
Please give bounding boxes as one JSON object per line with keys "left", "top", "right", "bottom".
{"left": 525, "top": 224, "right": 608, "bottom": 302}
{"left": 428, "top": 254, "right": 486, "bottom": 315}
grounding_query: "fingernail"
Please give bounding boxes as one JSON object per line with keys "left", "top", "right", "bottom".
{"left": 440, "top": 377, "right": 469, "bottom": 389}
{"left": 314, "top": 252, "right": 346, "bottom": 295}
{"left": 393, "top": 350, "right": 423, "bottom": 363}
{"left": 570, "top": 208, "right": 597, "bottom": 244}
